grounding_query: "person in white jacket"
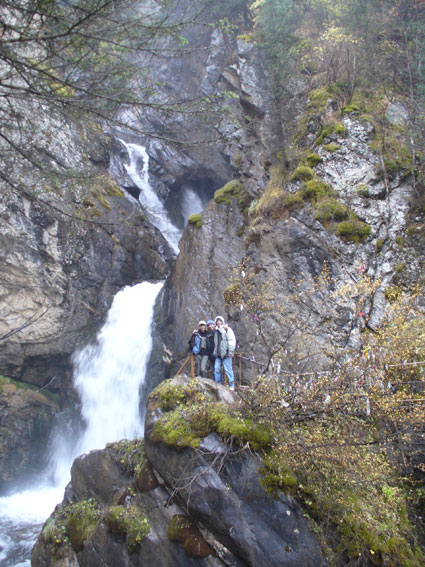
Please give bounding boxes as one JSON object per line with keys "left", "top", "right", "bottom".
{"left": 213, "top": 315, "right": 236, "bottom": 391}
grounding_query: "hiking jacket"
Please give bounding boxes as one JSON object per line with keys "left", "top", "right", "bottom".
{"left": 206, "top": 332, "right": 215, "bottom": 360}
{"left": 213, "top": 326, "right": 236, "bottom": 359}
{"left": 193, "top": 331, "right": 209, "bottom": 355}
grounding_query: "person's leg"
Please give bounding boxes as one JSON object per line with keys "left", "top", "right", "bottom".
{"left": 207, "top": 357, "right": 215, "bottom": 379}
{"left": 200, "top": 355, "right": 209, "bottom": 377}
{"left": 195, "top": 354, "right": 202, "bottom": 376}
{"left": 223, "top": 357, "right": 235, "bottom": 388}
{"left": 214, "top": 358, "right": 223, "bottom": 383}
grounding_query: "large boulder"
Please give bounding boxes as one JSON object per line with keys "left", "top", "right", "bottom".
{"left": 144, "top": 376, "right": 327, "bottom": 567}
{"left": 32, "top": 439, "right": 233, "bottom": 567}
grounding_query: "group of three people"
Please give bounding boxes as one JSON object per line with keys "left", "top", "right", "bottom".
{"left": 190, "top": 316, "right": 236, "bottom": 391}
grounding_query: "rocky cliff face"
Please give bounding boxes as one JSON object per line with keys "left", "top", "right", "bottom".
{"left": 32, "top": 376, "right": 327, "bottom": 567}
{"left": 160, "top": 92, "right": 422, "bottom": 376}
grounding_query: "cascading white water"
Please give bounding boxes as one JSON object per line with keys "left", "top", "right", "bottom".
{"left": 120, "top": 140, "right": 182, "bottom": 254}
{"left": 0, "top": 281, "right": 163, "bottom": 567}
{"left": 181, "top": 186, "right": 205, "bottom": 225}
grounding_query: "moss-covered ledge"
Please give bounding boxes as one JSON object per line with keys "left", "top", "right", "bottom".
{"left": 147, "top": 376, "right": 271, "bottom": 451}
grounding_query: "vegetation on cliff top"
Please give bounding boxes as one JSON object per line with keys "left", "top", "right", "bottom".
{"left": 150, "top": 377, "right": 271, "bottom": 450}
{"left": 253, "top": 0, "right": 425, "bottom": 212}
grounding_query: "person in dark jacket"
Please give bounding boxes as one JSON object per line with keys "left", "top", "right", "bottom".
{"left": 192, "top": 320, "right": 209, "bottom": 377}
{"left": 206, "top": 319, "right": 216, "bottom": 374}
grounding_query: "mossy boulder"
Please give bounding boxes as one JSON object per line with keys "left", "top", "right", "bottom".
{"left": 214, "top": 179, "right": 243, "bottom": 205}
{"left": 150, "top": 377, "right": 271, "bottom": 451}
{"left": 314, "top": 197, "right": 350, "bottom": 223}
{"left": 144, "top": 376, "right": 327, "bottom": 567}
{"left": 105, "top": 505, "right": 150, "bottom": 552}
{"left": 304, "top": 153, "right": 323, "bottom": 168}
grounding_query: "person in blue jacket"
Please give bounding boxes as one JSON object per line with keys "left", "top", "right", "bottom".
{"left": 191, "top": 320, "right": 210, "bottom": 378}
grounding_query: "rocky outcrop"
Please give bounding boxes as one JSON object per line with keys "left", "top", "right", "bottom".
{"left": 110, "top": 25, "right": 280, "bottom": 224}
{"left": 160, "top": 103, "right": 420, "bottom": 375}
{"left": 0, "top": 380, "right": 58, "bottom": 490}
{"left": 32, "top": 376, "right": 327, "bottom": 567}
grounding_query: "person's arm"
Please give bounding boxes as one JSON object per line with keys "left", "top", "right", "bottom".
{"left": 226, "top": 327, "right": 236, "bottom": 356}
{"left": 193, "top": 334, "right": 200, "bottom": 354}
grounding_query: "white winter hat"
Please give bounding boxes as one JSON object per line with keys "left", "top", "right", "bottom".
{"left": 215, "top": 316, "right": 225, "bottom": 324}
{"left": 198, "top": 320, "right": 206, "bottom": 326}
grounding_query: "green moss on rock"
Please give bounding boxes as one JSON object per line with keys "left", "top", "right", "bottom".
{"left": 67, "top": 499, "right": 101, "bottom": 553}
{"left": 335, "top": 219, "right": 371, "bottom": 243}
{"left": 322, "top": 142, "right": 340, "bottom": 153}
{"left": 303, "top": 179, "right": 331, "bottom": 201}
{"left": 214, "top": 180, "right": 243, "bottom": 205}
{"left": 41, "top": 498, "right": 100, "bottom": 552}
{"left": 342, "top": 104, "right": 360, "bottom": 114}
{"left": 314, "top": 198, "right": 350, "bottom": 224}
{"left": 168, "top": 514, "right": 194, "bottom": 543}
{"left": 290, "top": 165, "right": 315, "bottom": 182}
{"left": 150, "top": 381, "right": 272, "bottom": 451}
{"left": 151, "top": 406, "right": 206, "bottom": 448}
{"left": 307, "top": 84, "right": 343, "bottom": 112}
{"left": 315, "top": 122, "right": 347, "bottom": 147}
{"left": 356, "top": 184, "right": 370, "bottom": 197}
{"left": 208, "top": 404, "right": 272, "bottom": 450}
{"left": 168, "top": 515, "right": 212, "bottom": 558}
{"left": 304, "top": 153, "right": 323, "bottom": 168}
{"left": 376, "top": 239, "right": 385, "bottom": 253}
{"left": 107, "top": 439, "right": 145, "bottom": 477}
{"left": 188, "top": 213, "right": 202, "bottom": 228}
{"left": 283, "top": 192, "right": 304, "bottom": 210}
{"left": 106, "top": 505, "right": 150, "bottom": 552}
{"left": 260, "top": 449, "right": 298, "bottom": 496}
{"left": 154, "top": 379, "right": 191, "bottom": 411}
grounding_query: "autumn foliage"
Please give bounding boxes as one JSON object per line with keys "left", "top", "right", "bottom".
{"left": 228, "top": 262, "right": 425, "bottom": 566}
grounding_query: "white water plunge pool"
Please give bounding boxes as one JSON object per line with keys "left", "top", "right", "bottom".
{"left": 0, "top": 281, "right": 163, "bottom": 567}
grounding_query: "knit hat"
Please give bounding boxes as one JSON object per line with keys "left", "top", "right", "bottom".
{"left": 206, "top": 320, "right": 215, "bottom": 326}
{"left": 215, "top": 316, "right": 225, "bottom": 324}
{"left": 198, "top": 320, "right": 206, "bottom": 326}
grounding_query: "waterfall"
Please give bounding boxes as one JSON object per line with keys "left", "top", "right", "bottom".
{"left": 180, "top": 185, "right": 205, "bottom": 225}
{"left": 0, "top": 281, "right": 163, "bottom": 567}
{"left": 120, "top": 140, "right": 182, "bottom": 254}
